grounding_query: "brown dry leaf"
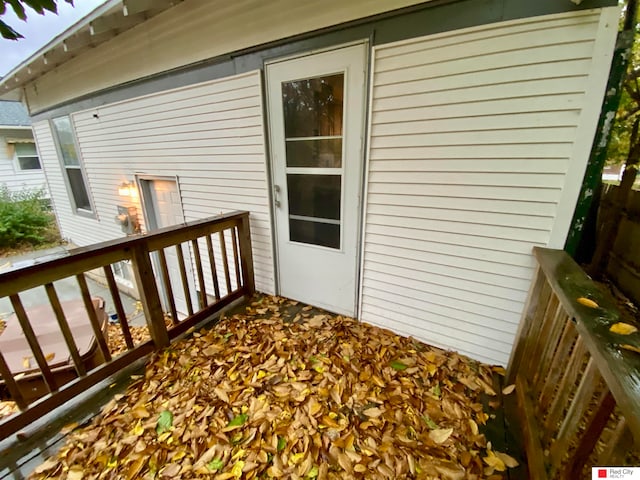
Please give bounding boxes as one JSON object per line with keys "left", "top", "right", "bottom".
{"left": 429, "top": 427, "right": 454, "bottom": 444}
{"left": 27, "top": 295, "right": 500, "bottom": 480}
{"left": 577, "top": 297, "right": 599, "bottom": 308}
{"left": 502, "top": 384, "right": 516, "bottom": 395}
{"left": 610, "top": 322, "right": 638, "bottom": 335}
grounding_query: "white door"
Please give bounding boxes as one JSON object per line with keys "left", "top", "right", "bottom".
{"left": 266, "top": 44, "right": 367, "bottom": 316}
{"left": 143, "top": 179, "right": 195, "bottom": 317}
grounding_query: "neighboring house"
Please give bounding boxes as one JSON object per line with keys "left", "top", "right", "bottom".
{"left": 0, "top": 0, "right": 620, "bottom": 366}
{"left": 0, "top": 100, "right": 48, "bottom": 197}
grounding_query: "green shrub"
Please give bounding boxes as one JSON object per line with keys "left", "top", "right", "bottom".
{"left": 0, "top": 186, "right": 56, "bottom": 249}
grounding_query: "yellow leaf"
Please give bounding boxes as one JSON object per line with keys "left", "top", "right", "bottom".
{"left": 132, "top": 420, "right": 144, "bottom": 437}
{"left": 621, "top": 344, "right": 640, "bottom": 354}
{"left": 502, "top": 384, "right": 516, "bottom": 395}
{"left": 468, "top": 419, "right": 479, "bottom": 436}
{"left": 495, "top": 451, "right": 519, "bottom": 468}
{"left": 577, "top": 297, "right": 599, "bottom": 308}
{"left": 483, "top": 450, "right": 506, "bottom": 471}
{"left": 429, "top": 428, "right": 453, "bottom": 444}
{"left": 22, "top": 357, "right": 31, "bottom": 369}
{"left": 289, "top": 452, "right": 305, "bottom": 465}
{"left": 45, "top": 352, "right": 55, "bottom": 362}
{"left": 231, "top": 460, "right": 245, "bottom": 478}
{"left": 610, "top": 322, "right": 638, "bottom": 335}
{"left": 256, "top": 370, "right": 267, "bottom": 380}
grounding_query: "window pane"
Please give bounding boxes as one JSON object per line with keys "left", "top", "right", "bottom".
{"left": 18, "top": 156, "right": 41, "bottom": 170}
{"left": 66, "top": 168, "right": 91, "bottom": 210}
{"left": 282, "top": 74, "right": 344, "bottom": 138}
{"left": 289, "top": 219, "right": 340, "bottom": 249}
{"left": 287, "top": 174, "right": 341, "bottom": 220}
{"left": 285, "top": 138, "right": 342, "bottom": 168}
{"left": 52, "top": 116, "right": 80, "bottom": 166}
{"left": 14, "top": 143, "right": 37, "bottom": 156}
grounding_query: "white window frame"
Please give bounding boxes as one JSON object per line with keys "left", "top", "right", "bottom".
{"left": 50, "top": 115, "right": 96, "bottom": 218}
{"left": 12, "top": 141, "right": 42, "bottom": 172}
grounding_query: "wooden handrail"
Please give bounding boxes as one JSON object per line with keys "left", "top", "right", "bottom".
{"left": 507, "top": 247, "right": 640, "bottom": 478}
{"left": 0, "top": 211, "right": 255, "bottom": 440}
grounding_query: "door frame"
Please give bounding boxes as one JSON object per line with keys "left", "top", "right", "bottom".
{"left": 263, "top": 40, "right": 371, "bottom": 316}
{"left": 136, "top": 174, "right": 191, "bottom": 315}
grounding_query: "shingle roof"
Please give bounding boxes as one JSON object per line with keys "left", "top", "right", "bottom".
{"left": 0, "top": 100, "right": 31, "bottom": 126}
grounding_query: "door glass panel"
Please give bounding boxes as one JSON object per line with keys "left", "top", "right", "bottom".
{"left": 287, "top": 174, "right": 341, "bottom": 220}
{"left": 285, "top": 138, "right": 342, "bottom": 168}
{"left": 289, "top": 219, "right": 340, "bottom": 249}
{"left": 282, "top": 74, "right": 344, "bottom": 138}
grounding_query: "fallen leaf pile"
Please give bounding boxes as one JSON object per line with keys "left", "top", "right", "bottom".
{"left": 0, "top": 400, "right": 18, "bottom": 419}
{"left": 107, "top": 323, "right": 152, "bottom": 357}
{"left": 30, "top": 296, "right": 517, "bottom": 479}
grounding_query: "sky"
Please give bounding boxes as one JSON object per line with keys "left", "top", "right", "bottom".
{"left": 0, "top": 0, "right": 108, "bottom": 76}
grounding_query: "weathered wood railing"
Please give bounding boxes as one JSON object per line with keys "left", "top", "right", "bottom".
{"left": 0, "top": 210, "right": 254, "bottom": 439}
{"left": 507, "top": 247, "right": 640, "bottom": 479}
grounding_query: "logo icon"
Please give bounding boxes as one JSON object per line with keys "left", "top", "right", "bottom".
{"left": 598, "top": 470, "right": 608, "bottom": 478}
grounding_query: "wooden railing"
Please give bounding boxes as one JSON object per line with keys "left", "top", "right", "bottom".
{"left": 507, "top": 247, "right": 640, "bottom": 479}
{"left": 0, "top": 211, "right": 254, "bottom": 440}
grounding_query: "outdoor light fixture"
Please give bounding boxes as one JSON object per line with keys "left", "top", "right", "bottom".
{"left": 118, "top": 181, "right": 136, "bottom": 197}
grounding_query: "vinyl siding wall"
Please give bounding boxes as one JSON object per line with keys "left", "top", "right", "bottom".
{"left": 0, "top": 132, "right": 48, "bottom": 195}
{"left": 33, "top": 71, "right": 274, "bottom": 295}
{"left": 360, "top": 8, "right": 619, "bottom": 365}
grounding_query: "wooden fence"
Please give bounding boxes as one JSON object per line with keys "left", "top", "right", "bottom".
{"left": 508, "top": 247, "right": 639, "bottom": 479}
{"left": 601, "top": 184, "right": 640, "bottom": 305}
{"left": 0, "top": 211, "right": 254, "bottom": 440}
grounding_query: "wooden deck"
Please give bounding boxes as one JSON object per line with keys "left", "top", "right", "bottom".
{"left": 4, "top": 295, "right": 527, "bottom": 479}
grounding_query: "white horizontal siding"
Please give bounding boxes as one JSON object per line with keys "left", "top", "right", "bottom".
{"left": 0, "top": 134, "right": 48, "bottom": 195}
{"left": 361, "top": 8, "right": 619, "bottom": 365}
{"left": 36, "top": 71, "right": 274, "bottom": 295}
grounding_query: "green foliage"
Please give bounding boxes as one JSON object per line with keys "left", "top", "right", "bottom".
{"left": 0, "top": 0, "right": 73, "bottom": 40}
{"left": 607, "top": 6, "right": 640, "bottom": 167}
{"left": 0, "top": 186, "right": 55, "bottom": 248}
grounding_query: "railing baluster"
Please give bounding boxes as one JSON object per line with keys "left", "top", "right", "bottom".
{"left": 102, "top": 266, "right": 134, "bottom": 349}
{"left": 0, "top": 351, "right": 27, "bottom": 410}
{"left": 206, "top": 234, "right": 221, "bottom": 300}
{"left": 562, "top": 391, "right": 616, "bottom": 480}
{"left": 44, "top": 283, "right": 86, "bottom": 375}
{"left": 76, "top": 274, "right": 112, "bottom": 363}
{"left": 550, "top": 358, "right": 601, "bottom": 473}
{"left": 507, "top": 268, "right": 550, "bottom": 382}
{"left": 157, "top": 249, "right": 178, "bottom": 325}
{"left": 131, "top": 243, "right": 169, "bottom": 348}
{"left": 192, "top": 239, "right": 207, "bottom": 309}
{"left": 538, "top": 320, "right": 579, "bottom": 410}
{"left": 231, "top": 227, "right": 241, "bottom": 289}
{"left": 544, "top": 336, "right": 587, "bottom": 444}
{"left": 532, "top": 300, "right": 565, "bottom": 394}
{"left": 9, "top": 294, "right": 58, "bottom": 393}
{"left": 175, "top": 243, "right": 194, "bottom": 316}
{"left": 219, "top": 231, "right": 232, "bottom": 294}
{"left": 238, "top": 214, "right": 255, "bottom": 295}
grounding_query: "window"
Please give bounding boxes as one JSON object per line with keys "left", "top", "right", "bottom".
{"left": 14, "top": 143, "right": 41, "bottom": 170}
{"left": 51, "top": 116, "right": 93, "bottom": 213}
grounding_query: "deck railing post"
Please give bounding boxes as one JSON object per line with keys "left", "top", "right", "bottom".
{"left": 130, "top": 242, "right": 169, "bottom": 348}
{"left": 237, "top": 213, "right": 255, "bottom": 296}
